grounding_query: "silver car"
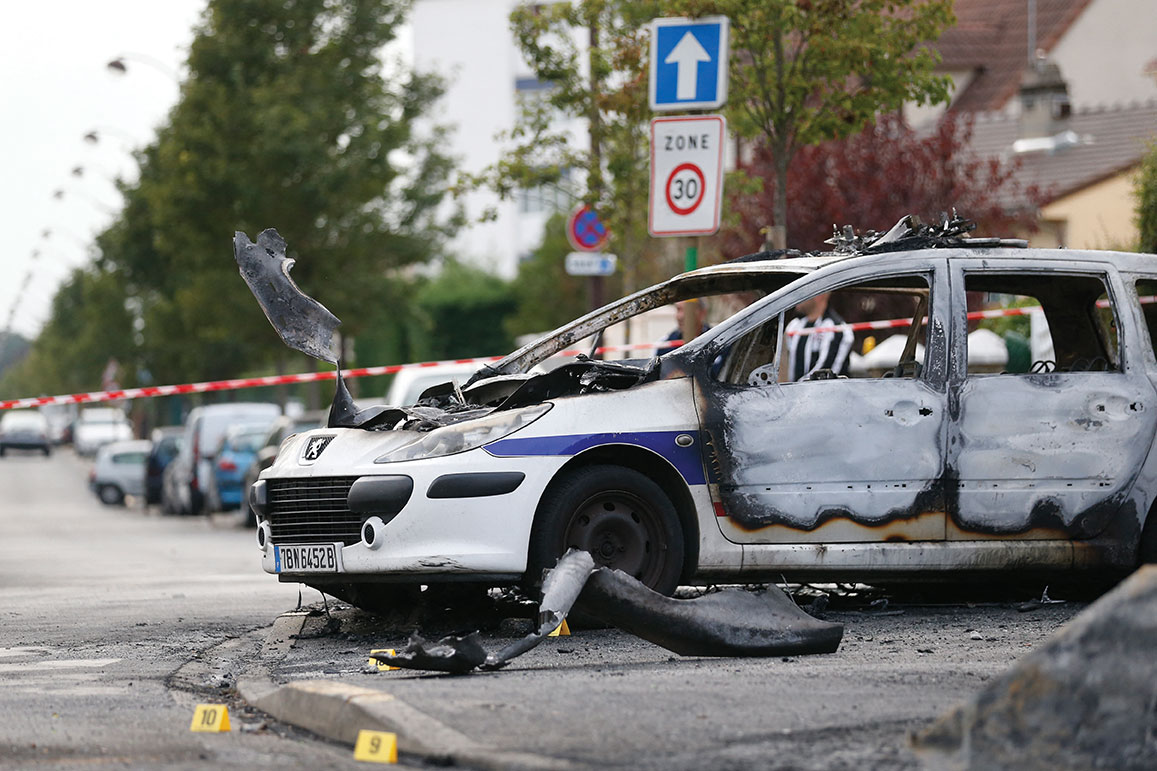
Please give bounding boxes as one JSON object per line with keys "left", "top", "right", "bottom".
{"left": 90, "top": 439, "right": 151, "bottom": 505}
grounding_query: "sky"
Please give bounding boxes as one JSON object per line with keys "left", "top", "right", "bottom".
{"left": 0, "top": 1, "right": 207, "bottom": 339}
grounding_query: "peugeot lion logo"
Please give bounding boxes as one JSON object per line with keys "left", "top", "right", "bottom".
{"left": 303, "top": 435, "right": 334, "bottom": 461}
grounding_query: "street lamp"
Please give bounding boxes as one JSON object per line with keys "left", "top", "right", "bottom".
{"left": 106, "top": 53, "right": 180, "bottom": 83}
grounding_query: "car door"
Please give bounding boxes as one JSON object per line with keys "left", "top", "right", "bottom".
{"left": 695, "top": 261, "right": 950, "bottom": 544}
{"left": 946, "top": 258, "right": 1157, "bottom": 540}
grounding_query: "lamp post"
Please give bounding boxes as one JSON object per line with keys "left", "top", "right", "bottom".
{"left": 106, "top": 53, "right": 180, "bottom": 84}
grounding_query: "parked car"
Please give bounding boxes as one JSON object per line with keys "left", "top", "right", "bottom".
{"left": 145, "top": 427, "right": 183, "bottom": 506}
{"left": 161, "top": 402, "right": 280, "bottom": 515}
{"left": 89, "top": 439, "right": 151, "bottom": 505}
{"left": 208, "top": 421, "right": 277, "bottom": 512}
{"left": 385, "top": 362, "right": 483, "bottom": 407}
{"left": 0, "top": 410, "right": 51, "bottom": 457}
{"left": 239, "top": 411, "right": 326, "bottom": 526}
{"left": 73, "top": 407, "right": 133, "bottom": 456}
{"left": 247, "top": 217, "right": 1157, "bottom": 611}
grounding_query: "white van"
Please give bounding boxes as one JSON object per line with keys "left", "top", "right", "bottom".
{"left": 73, "top": 407, "right": 133, "bottom": 456}
{"left": 162, "top": 402, "right": 280, "bottom": 515}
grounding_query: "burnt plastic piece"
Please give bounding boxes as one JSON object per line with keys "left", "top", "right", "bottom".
{"left": 370, "top": 550, "right": 842, "bottom": 674}
{"left": 575, "top": 569, "right": 844, "bottom": 657}
{"left": 482, "top": 549, "right": 597, "bottom": 670}
{"left": 233, "top": 229, "right": 341, "bottom": 364}
{"left": 382, "top": 630, "right": 488, "bottom": 674}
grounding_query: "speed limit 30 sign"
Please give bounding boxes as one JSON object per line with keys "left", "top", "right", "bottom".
{"left": 648, "top": 115, "right": 726, "bottom": 237}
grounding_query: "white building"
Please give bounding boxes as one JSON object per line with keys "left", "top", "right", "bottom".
{"left": 412, "top": 0, "right": 585, "bottom": 278}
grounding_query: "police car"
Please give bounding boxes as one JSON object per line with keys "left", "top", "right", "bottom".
{"left": 238, "top": 217, "right": 1157, "bottom": 610}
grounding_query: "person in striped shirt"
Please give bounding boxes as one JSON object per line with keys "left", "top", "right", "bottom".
{"left": 785, "top": 293, "right": 854, "bottom": 381}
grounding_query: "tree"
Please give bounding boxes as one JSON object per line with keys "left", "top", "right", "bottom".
{"left": 0, "top": 266, "right": 136, "bottom": 399}
{"left": 416, "top": 261, "right": 516, "bottom": 360}
{"left": 669, "top": 0, "right": 954, "bottom": 247}
{"left": 466, "top": 1, "right": 681, "bottom": 295}
{"left": 721, "top": 112, "right": 1043, "bottom": 255}
{"left": 506, "top": 213, "right": 590, "bottom": 339}
{"left": 1138, "top": 141, "right": 1157, "bottom": 254}
{"left": 97, "top": 0, "right": 458, "bottom": 385}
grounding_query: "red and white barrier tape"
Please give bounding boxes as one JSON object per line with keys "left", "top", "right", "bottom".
{"left": 4, "top": 297, "right": 1140, "bottom": 411}
{"left": 0, "top": 341, "right": 662, "bottom": 411}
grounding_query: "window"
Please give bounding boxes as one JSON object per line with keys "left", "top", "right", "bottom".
{"left": 719, "top": 274, "right": 932, "bottom": 385}
{"left": 1135, "top": 279, "right": 1157, "bottom": 360}
{"left": 964, "top": 273, "right": 1118, "bottom": 375}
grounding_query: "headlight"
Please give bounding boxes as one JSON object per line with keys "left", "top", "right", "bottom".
{"left": 374, "top": 404, "right": 551, "bottom": 463}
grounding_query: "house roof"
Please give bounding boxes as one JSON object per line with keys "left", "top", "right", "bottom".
{"left": 936, "top": 0, "right": 1093, "bottom": 112}
{"left": 966, "top": 100, "right": 1157, "bottom": 204}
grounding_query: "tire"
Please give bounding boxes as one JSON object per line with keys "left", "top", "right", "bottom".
{"left": 1140, "top": 510, "right": 1157, "bottom": 565}
{"left": 528, "top": 465, "right": 684, "bottom": 595}
{"left": 98, "top": 484, "right": 125, "bottom": 506}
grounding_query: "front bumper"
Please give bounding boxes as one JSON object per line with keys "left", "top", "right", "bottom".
{"left": 255, "top": 431, "right": 567, "bottom": 580}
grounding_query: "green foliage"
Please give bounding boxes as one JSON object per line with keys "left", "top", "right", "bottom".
{"left": 465, "top": 1, "right": 670, "bottom": 292}
{"left": 506, "top": 213, "right": 591, "bottom": 338}
{"left": 0, "top": 266, "right": 136, "bottom": 399}
{"left": 670, "top": 0, "right": 954, "bottom": 244}
{"left": 1138, "top": 141, "right": 1157, "bottom": 254}
{"left": 90, "top": 0, "right": 458, "bottom": 387}
{"left": 0, "top": 333, "right": 30, "bottom": 383}
{"left": 416, "top": 261, "right": 517, "bottom": 360}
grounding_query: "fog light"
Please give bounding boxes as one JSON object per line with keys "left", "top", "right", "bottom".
{"left": 361, "top": 516, "right": 386, "bottom": 550}
{"left": 257, "top": 521, "right": 271, "bottom": 550}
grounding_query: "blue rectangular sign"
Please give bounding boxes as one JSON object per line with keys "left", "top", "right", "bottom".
{"left": 650, "top": 16, "right": 730, "bottom": 111}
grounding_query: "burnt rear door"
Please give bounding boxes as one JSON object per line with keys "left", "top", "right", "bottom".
{"left": 699, "top": 264, "right": 950, "bottom": 544}
{"left": 946, "top": 260, "right": 1157, "bottom": 540}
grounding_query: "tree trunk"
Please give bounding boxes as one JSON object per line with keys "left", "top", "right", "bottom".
{"left": 772, "top": 143, "right": 790, "bottom": 249}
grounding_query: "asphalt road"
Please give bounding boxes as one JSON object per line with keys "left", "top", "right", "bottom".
{"left": 0, "top": 448, "right": 366, "bottom": 769}
{"left": 0, "top": 448, "right": 1093, "bottom": 769}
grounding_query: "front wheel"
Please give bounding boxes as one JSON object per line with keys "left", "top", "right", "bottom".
{"left": 528, "top": 465, "right": 684, "bottom": 595}
{"left": 98, "top": 484, "right": 124, "bottom": 506}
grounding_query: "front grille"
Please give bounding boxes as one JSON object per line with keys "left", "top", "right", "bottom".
{"left": 267, "top": 477, "right": 362, "bottom": 546}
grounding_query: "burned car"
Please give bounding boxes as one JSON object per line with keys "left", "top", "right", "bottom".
{"left": 239, "top": 218, "right": 1157, "bottom": 609}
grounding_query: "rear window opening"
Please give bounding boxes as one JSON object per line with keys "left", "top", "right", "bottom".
{"left": 964, "top": 273, "right": 1119, "bottom": 375}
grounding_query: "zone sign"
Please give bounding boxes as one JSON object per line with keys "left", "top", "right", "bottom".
{"left": 649, "top": 115, "right": 726, "bottom": 237}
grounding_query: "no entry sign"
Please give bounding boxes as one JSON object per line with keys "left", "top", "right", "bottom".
{"left": 649, "top": 115, "right": 725, "bottom": 237}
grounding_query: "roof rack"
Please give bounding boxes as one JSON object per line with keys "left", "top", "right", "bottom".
{"left": 825, "top": 211, "right": 1028, "bottom": 254}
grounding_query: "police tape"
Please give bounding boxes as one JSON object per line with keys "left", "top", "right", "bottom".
{"left": 0, "top": 341, "right": 663, "bottom": 411}
{"left": 0, "top": 299, "right": 1125, "bottom": 411}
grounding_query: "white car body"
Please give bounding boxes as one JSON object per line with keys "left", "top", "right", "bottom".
{"left": 257, "top": 377, "right": 707, "bottom": 578}
{"left": 73, "top": 407, "right": 133, "bottom": 456}
{"left": 90, "top": 439, "right": 151, "bottom": 505}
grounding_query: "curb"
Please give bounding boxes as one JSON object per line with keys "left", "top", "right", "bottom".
{"left": 240, "top": 613, "right": 580, "bottom": 771}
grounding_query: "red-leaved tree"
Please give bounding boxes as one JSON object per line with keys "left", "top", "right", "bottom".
{"left": 721, "top": 112, "right": 1043, "bottom": 255}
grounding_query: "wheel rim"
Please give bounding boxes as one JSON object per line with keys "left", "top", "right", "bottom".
{"left": 562, "top": 489, "right": 669, "bottom": 587}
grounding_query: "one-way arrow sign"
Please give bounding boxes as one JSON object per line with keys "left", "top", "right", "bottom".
{"left": 666, "top": 32, "right": 711, "bottom": 100}
{"left": 650, "top": 16, "right": 729, "bottom": 111}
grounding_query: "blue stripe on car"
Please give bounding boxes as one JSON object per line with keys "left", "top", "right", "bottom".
{"left": 484, "top": 431, "right": 706, "bottom": 485}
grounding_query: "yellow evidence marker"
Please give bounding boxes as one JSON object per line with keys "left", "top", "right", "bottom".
{"left": 354, "top": 730, "right": 398, "bottom": 763}
{"left": 368, "top": 648, "right": 399, "bottom": 671}
{"left": 548, "top": 619, "right": 571, "bottom": 637}
{"left": 190, "top": 704, "right": 231, "bottom": 732}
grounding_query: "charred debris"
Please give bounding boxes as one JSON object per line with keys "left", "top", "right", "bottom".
{"left": 373, "top": 550, "right": 845, "bottom": 674}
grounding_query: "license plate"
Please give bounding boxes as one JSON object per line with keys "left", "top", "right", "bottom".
{"left": 274, "top": 543, "right": 342, "bottom": 573}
